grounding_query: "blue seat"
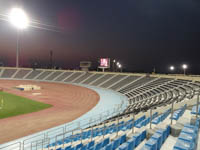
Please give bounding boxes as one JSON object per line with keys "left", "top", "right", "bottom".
{"left": 145, "top": 138, "right": 157, "bottom": 150}
{"left": 191, "top": 105, "right": 200, "bottom": 115}
{"left": 152, "top": 117, "right": 160, "bottom": 125}
{"left": 65, "top": 145, "right": 71, "bottom": 150}
{"left": 135, "top": 123, "right": 142, "bottom": 128}
{"left": 94, "top": 142, "right": 102, "bottom": 150}
{"left": 133, "top": 133, "right": 142, "bottom": 146}
{"left": 173, "top": 139, "right": 195, "bottom": 150}
{"left": 127, "top": 138, "right": 135, "bottom": 150}
{"left": 118, "top": 143, "right": 128, "bottom": 150}
{"left": 179, "top": 132, "right": 196, "bottom": 143}
{"left": 112, "top": 138, "right": 120, "bottom": 150}
{"left": 75, "top": 143, "right": 83, "bottom": 150}
{"left": 151, "top": 133, "right": 162, "bottom": 150}
{"left": 105, "top": 143, "right": 112, "bottom": 150}
{"left": 119, "top": 134, "right": 126, "bottom": 145}
{"left": 181, "top": 127, "right": 196, "bottom": 136}
{"left": 87, "top": 141, "right": 95, "bottom": 149}
{"left": 102, "top": 138, "right": 110, "bottom": 147}
{"left": 156, "top": 129, "right": 166, "bottom": 143}
{"left": 56, "top": 148, "right": 62, "bottom": 150}
{"left": 166, "top": 126, "right": 171, "bottom": 137}
{"left": 80, "top": 145, "right": 86, "bottom": 150}
{"left": 140, "top": 145, "right": 151, "bottom": 150}
{"left": 183, "top": 124, "right": 198, "bottom": 133}
{"left": 195, "top": 118, "right": 200, "bottom": 128}
{"left": 70, "top": 147, "right": 75, "bottom": 150}
{"left": 141, "top": 130, "right": 146, "bottom": 141}
{"left": 88, "top": 147, "right": 94, "bottom": 150}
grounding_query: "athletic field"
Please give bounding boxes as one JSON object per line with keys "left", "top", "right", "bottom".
{"left": 0, "top": 91, "right": 52, "bottom": 119}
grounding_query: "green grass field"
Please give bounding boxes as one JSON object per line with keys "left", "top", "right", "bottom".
{"left": 0, "top": 91, "right": 52, "bottom": 119}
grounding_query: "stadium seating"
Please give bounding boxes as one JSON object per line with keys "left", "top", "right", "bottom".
{"left": 170, "top": 105, "right": 187, "bottom": 121}
{"left": 173, "top": 118, "right": 200, "bottom": 150}
{"left": 141, "top": 126, "right": 170, "bottom": 150}
{"left": 0, "top": 68, "right": 200, "bottom": 150}
{"left": 191, "top": 105, "right": 200, "bottom": 115}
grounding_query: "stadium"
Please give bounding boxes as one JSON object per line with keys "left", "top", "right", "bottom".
{"left": 0, "top": 1, "right": 200, "bottom": 150}
{"left": 0, "top": 67, "right": 199, "bottom": 150}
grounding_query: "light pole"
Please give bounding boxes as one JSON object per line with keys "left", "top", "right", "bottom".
{"left": 112, "top": 59, "right": 116, "bottom": 72}
{"left": 182, "top": 64, "right": 188, "bottom": 75}
{"left": 9, "top": 8, "right": 29, "bottom": 68}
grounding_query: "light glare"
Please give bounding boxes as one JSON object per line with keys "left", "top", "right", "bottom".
{"left": 170, "top": 66, "right": 175, "bottom": 71}
{"left": 9, "top": 8, "right": 29, "bottom": 29}
{"left": 182, "top": 64, "right": 188, "bottom": 69}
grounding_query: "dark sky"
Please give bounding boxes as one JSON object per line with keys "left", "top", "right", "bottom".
{"left": 0, "top": 0, "right": 200, "bottom": 74}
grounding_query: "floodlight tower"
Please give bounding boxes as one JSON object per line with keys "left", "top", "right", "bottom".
{"left": 182, "top": 64, "right": 188, "bottom": 75}
{"left": 9, "top": 8, "right": 29, "bottom": 68}
{"left": 112, "top": 59, "right": 116, "bottom": 72}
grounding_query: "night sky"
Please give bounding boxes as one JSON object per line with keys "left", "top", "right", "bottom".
{"left": 0, "top": 0, "right": 200, "bottom": 74}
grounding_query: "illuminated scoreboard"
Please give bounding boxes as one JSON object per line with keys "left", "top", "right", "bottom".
{"left": 100, "top": 58, "right": 110, "bottom": 68}
{"left": 98, "top": 58, "right": 110, "bottom": 72}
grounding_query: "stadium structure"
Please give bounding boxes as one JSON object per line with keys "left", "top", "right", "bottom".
{"left": 0, "top": 67, "right": 199, "bottom": 150}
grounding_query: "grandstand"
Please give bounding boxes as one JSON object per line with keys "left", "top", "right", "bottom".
{"left": 0, "top": 67, "right": 199, "bottom": 150}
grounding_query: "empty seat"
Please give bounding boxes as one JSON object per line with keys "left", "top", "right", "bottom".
{"left": 151, "top": 133, "right": 162, "bottom": 150}
{"left": 173, "top": 139, "right": 195, "bottom": 150}
{"left": 87, "top": 141, "right": 95, "bottom": 149}
{"left": 133, "top": 132, "right": 142, "bottom": 146}
{"left": 112, "top": 138, "right": 120, "bottom": 150}
{"left": 102, "top": 138, "right": 110, "bottom": 147}
{"left": 126, "top": 138, "right": 135, "bottom": 150}
{"left": 105, "top": 143, "right": 112, "bottom": 150}
{"left": 94, "top": 142, "right": 102, "bottom": 150}
{"left": 145, "top": 138, "right": 157, "bottom": 150}
{"left": 118, "top": 143, "right": 128, "bottom": 150}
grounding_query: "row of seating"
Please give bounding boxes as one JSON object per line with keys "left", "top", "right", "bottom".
{"left": 136, "top": 112, "right": 158, "bottom": 128}
{"left": 55, "top": 130, "right": 147, "bottom": 150}
{"left": 125, "top": 79, "right": 197, "bottom": 114}
{"left": 191, "top": 104, "right": 200, "bottom": 115}
{"left": 141, "top": 126, "right": 171, "bottom": 150}
{"left": 55, "top": 134, "right": 124, "bottom": 150}
{"left": 47, "top": 115, "right": 146, "bottom": 148}
{"left": 173, "top": 118, "right": 200, "bottom": 150}
{"left": 152, "top": 109, "right": 171, "bottom": 125}
{"left": 118, "top": 130, "right": 146, "bottom": 150}
{"left": 171, "top": 105, "right": 187, "bottom": 121}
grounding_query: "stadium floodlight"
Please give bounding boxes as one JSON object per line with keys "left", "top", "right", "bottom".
{"left": 170, "top": 66, "right": 175, "bottom": 71}
{"left": 117, "top": 64, "right": 122, "bottom": 72}
{"left": 182, "top": 64, "right": 188, "bottom": 75}
{"left": 118, "top": 64, "right": 122, "bottom": 68}
{"left": 9, "top": 8, "right": 29, "bottom": 68}
{"left": 182, "top": 64, "right": 188, "bottom": 69}
{"left": 9, "top": 8, "right": 29, "bottom": 29}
